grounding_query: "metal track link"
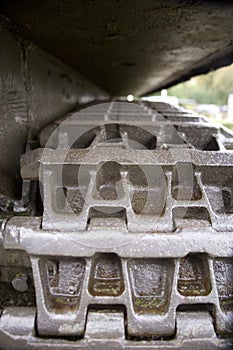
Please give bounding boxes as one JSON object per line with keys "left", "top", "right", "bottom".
{"left": 1, "top": 101, "right": 233, "bottom": 349}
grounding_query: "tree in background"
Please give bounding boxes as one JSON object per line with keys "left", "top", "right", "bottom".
{"left": 167, "top": 64, "right": 233, "bottom": 106}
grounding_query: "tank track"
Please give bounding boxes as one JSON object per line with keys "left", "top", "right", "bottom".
{"left": 0, "top": 101, "right": 233, "bottom": 349}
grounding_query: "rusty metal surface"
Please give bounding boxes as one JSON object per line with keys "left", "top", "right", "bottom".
{"left": 0, "top": 25, "right": 108, "bottom": 199}
{"left": 0, "top": 101, "right": 233, "bottom": 349}
{"left": 0, "top": 1, "right": 233, "bottom": 95}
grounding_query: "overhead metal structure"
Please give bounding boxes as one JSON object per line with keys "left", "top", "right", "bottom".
{"left": 0, "top": 0, "right": 233, "bottom": 96}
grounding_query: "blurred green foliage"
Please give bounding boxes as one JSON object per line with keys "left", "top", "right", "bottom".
{"left": 167, "top": 64, "right": 233, "bottom": 106}
{"left": 223, "top": 123, "right": 233, "bottom": 131}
